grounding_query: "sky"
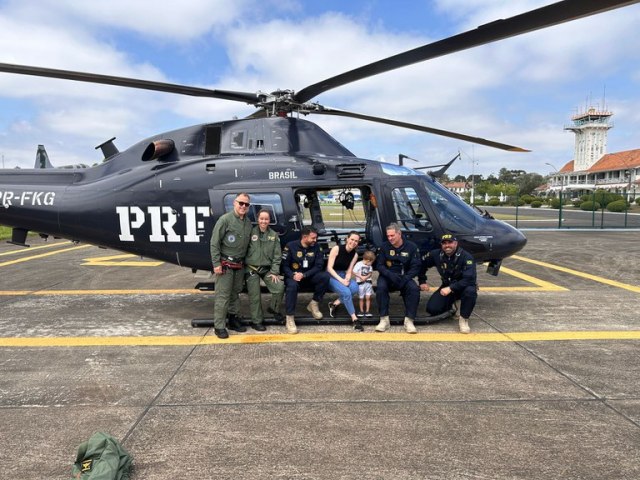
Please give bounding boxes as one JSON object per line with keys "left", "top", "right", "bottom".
{"left": 1, "top": 0, "right": 640, "bottom": 178}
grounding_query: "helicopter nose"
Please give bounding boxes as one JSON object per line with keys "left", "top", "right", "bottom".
{"left": 495, "top": 222, "right": 527, "bottom": 258}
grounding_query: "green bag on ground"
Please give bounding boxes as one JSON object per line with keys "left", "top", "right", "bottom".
{"left": 70, "top": 432, "right": 133, "bottom": 480}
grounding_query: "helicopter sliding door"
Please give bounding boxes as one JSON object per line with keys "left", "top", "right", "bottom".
{"left": 292, "top": 185, "right": 379, "bottom": 249}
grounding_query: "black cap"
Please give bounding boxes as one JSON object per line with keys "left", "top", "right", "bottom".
{"left": 440, "top": 233, "right": 457, "bottom": 243}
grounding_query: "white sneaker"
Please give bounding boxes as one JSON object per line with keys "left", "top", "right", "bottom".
{"left": 375, "top": 316, "right": 390, "bottom": 332}
{"left": 285, "top": 315, "right": 298, "bottom": 334}
{"left": 459, "top": 317, "right": 470, "bottom": 334}
{"left": 404, "top": 317, "right": 417, "bottom": 334}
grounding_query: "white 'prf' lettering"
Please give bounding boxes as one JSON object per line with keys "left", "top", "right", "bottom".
{"left": 117, "top": 206, "right": 145, "bottom": 241}
{"left": 116, "top": 205, "right": 210, "bottom": 242}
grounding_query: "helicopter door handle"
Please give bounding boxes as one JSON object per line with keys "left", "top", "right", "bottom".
{"left": 288, "top": 215, "right": 300, "bottom": 232}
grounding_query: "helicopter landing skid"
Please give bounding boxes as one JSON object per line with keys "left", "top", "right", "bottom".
{"left": 191, "top": 311, "right": 456, "bottom": 328}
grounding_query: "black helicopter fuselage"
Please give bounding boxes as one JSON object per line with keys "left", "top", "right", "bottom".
{"left": 0, "top": 117, "right": 526, "bottom": 272}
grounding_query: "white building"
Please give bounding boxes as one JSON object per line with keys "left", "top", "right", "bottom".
{"left": 546, "top": 108, "right": 640, "bottom": 202}
{"left": 443, "top": 181, "right": 470, "bottom": 196}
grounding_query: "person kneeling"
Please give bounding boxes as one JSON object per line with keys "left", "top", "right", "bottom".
{"left": 419, "top": 233, "right": 477, "bottom": 333}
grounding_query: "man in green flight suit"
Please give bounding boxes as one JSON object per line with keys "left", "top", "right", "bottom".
{"left": 245, "top": 209, "right": 285, "bottom": 330}
{"left": 210, "top": 192, "right": 253, "bottom": 339}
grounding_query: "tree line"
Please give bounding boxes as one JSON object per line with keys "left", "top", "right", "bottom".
{"left": 443, "top": 168, "right": 545, "bottom": 197}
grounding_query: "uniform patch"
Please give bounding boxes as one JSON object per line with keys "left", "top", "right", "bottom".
{"left": 389, "top": 250, "right": 395, "bottom": 256}
{"left": 297, "top": 251, "right": 303, "bottom": 258}
{"left": 81, "top": 459, "right": 93, "bottom": 473}
{"left": 292, "top": 262, "right": 299, "bottom": 269}
{"left": 386, "top": 260, "right": 392, "bottom": 267}
{"left": 251, "top": 234, "right": 258, "bottom": 241}
{"left": 466, "top": 260, "right": 473, "bottom": 265}
{"left": 227, "top": 234, "right": 236, "bottom": 243}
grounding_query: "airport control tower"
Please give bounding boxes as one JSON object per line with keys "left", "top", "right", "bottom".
{"left": 564, "top": 107, "right": 613, "bottom": 171}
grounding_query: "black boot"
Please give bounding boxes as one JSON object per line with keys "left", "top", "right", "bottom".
{"left": 214, "top": 328, "right": 229, "bottom": 339}
{"left": 267, "top": 308, "right": 285, "bottom": 324}
{"left": 227, "top": 314, "right": 247, "bottom": 332}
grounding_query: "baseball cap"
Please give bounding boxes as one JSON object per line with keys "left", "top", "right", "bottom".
{"left": 440, "top": 233, "right": 457, "bottom": 243}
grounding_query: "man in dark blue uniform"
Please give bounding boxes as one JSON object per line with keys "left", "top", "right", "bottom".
{"left": 281, "top": 226, "right": 331, "bottom": 334}
{"left": 374, "top": 223, "right": 422, "bottom": 333}
{"left": 419, "top": 233, "right": 477, "bottom": 333}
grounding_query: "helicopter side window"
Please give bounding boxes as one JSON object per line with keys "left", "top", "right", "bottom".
{"left": 230, "top": 130, "right": 246, "bottom": 149}
{"left": 391, "top": 187, "right": 433, "bottom": 232}
{"left": 223, "top": 193, "right": 284, "bottom": 225}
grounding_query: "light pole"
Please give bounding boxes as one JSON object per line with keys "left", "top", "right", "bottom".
{"left": 470, "top": 152, "right": 478, "bottom": 206}
{"left": 624, "top": 169, "right": 632, "bottom": 203}
{"left": 624, "top": 169, "right": 632, "bottom": 226}
{"left": 545, "top": 162, "right": 563, "bottom": 228}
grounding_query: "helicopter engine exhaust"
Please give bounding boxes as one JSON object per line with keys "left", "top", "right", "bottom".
{"left": 142, "top": 139, "right": 175, "bottom": 161}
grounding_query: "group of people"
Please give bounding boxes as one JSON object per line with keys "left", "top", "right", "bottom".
{"left": 210, "top": 193, "right": 478, "bottom": 339}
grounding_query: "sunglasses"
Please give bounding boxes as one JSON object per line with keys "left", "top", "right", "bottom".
{"left": 236, "top": 200, "right": 250, "bottom": 207}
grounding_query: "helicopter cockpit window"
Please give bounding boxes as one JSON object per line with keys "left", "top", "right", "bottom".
{"left": 223, "top": 193, "right": 284, "bottom": 224}
{"left": 391, "top": 187, "right": 432, "bottom": 232}
{"left": 230, "top": 130, "right": 246, "bottom": 150}
{"left": 422, "top": 180, "right": 477, "bottom": 232}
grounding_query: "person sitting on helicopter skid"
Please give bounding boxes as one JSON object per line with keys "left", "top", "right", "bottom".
{"left": 374, "top": 223, "right": 421, "bottom": 334}
{"left": 245, "top": 209, "right": 285, "bottom": 331}
{"left": 326, "top": 231, "right": 363, "bottom": 331}
{"left": 281, "top": 226, "right": 331, "bottom": 334}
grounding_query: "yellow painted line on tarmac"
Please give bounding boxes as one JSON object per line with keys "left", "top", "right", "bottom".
{"left": 81, "top": 254, "right": 164, "bottom": 267}
{"left": 513, "top": 255, "right": 640, "bottom": 293}
{"left": 479, "top": 265, "right": 568, "bottom": 292}
{"left": 2, "top": 331, "right": 640, "bottom": 348}
{"left": 0, "top": 289, "right": 208, "bottom": 296}
{"left": 0, "top": 244, "right": 91, "bottom": 267}
{"left": 0, "top": 241, "right": 72, "bottom": 256}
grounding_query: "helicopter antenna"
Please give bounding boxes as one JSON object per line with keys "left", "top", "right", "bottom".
{"left": 413, "top": 152, "right": 461, "bottom": 178}
{"left": 398, "top": 154, "right": 420, "bottom": 166}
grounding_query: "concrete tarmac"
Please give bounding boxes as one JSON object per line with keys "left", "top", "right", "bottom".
{"left": 1, "top": 231, "right": 639, "bottom": 479}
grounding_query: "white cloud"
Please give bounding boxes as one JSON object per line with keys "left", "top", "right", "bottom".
{"left": 1, "top": 0, "right": 639, "bottom": 173}
{"left": 1, "top": 0, "right": 256, "bottom": 40}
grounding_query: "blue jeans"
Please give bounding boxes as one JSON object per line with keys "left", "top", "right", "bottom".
{"left": 329, "top": 271, "right": 359, "bottom": 316}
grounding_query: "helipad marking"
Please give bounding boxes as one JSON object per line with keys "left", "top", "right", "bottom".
{"left": 0, "top": 264, "right": 560, "bottom": 296}
{"left": 479, "top": 265, "right": 568, "bottom": 292}
{"left": 0, "top": 245, "right": 91, "bottom": 267}
{"left": 81, "top": 254, "right": 164, "bottom": 267}
{"left": 513, "top": 255, "right": 640, "bottom": 293}
{"left": 2, "top": 331, "right": 640, "bottom": 347}
{"left": 0, "top": 241, "right": 72, "bottom": 256}
{"left": 0, "top": 289, "right": 207, "bottom": 296}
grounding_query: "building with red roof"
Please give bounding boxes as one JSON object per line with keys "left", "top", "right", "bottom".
{"left": 545, "top": 108, "right": 639, "bottom": 201}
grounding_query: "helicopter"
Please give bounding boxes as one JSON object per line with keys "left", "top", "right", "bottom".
{"left": 0, "top": 0, "right": 637, "bottom": 280}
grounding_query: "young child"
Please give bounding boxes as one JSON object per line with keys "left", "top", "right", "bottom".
{"left": 352, "top": 250, "right": 376, "bottom": 317}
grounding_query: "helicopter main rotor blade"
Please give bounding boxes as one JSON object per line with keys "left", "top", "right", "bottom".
{"left": 313, "top": 107, "right": 530, "bottom": 152}
{"left": 295, "top": 0, "right": 640, "bottom": 103}
{"left": 0, "top": 62, "right": 260, "bottom": 105}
